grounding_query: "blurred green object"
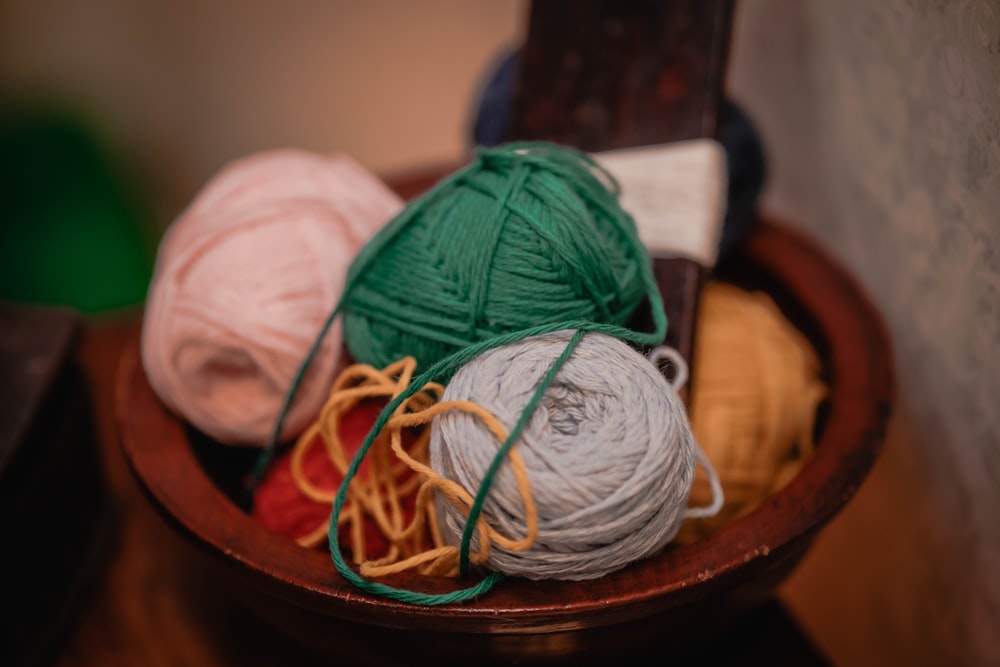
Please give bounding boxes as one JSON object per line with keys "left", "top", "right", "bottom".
{"left": 0, "top": 106, "right": 156, "bottom": 313}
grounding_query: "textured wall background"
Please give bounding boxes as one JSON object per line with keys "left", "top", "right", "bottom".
{"left": 729, "top": 2, "right": 1000, "bottom": 665}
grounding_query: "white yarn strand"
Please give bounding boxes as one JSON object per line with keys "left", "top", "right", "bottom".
{"left": 648, "top": 345, "right": 725, "bottom": 520}
{"left": 430, "top": 331, "right": 720, "bottom": 581}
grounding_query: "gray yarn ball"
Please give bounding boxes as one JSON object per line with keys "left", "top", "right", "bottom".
{"left": 429, "top": 330, "right": 697, "bottom": 581}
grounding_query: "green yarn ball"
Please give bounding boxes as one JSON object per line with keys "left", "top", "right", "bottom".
{"left": 341, "top": 142, "right": 652, "bottom": 373}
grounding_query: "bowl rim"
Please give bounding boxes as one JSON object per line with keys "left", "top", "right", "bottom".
{"left": 117, "top": 218, "right": 894, "bottom": 634}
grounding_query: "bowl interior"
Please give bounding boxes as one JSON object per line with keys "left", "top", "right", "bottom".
{"left": 118, "top": 220, "right": 893, "bottom": 641}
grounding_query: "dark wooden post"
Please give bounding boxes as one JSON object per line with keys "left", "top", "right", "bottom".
{"left": 507, "top": 0, "right": 735, "bottom": 373}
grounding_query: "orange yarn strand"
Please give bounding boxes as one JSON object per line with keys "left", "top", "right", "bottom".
{"left": 287, "top": 358, "right": 540, "bottom": 577}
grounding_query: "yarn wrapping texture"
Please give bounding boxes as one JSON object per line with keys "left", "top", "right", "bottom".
{"left": 340, "top": 143, "right": 652, "bottom": 374}
{"left": 142, "top": 150, "right": 403, "bottom": 445}
{"left": 676, "top": 282, "right": 826, "bottom": 541}
{"left": 430, "top": 330, "right": 698, "bottom": 580}
{"left": 254, "top": 282, "right": 825, "bottom": 588}
{"left": 255, "top": 142, "right": 676, "bottom": 604}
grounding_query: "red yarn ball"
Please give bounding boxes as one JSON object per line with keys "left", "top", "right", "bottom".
{"left": 252, "top": 400, "right": 417, "bottom": 560}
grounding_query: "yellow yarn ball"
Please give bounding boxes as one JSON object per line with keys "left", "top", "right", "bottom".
{"left": 677, "top": 282, "right": 827, "bottom": 542}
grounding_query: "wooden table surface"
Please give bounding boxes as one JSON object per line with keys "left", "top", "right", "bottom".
{"left": 41, "top": 314, "right": 831, "bottom": 666}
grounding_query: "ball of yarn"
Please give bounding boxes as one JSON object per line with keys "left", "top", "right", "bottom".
{"left": 159, "top": 149, "right": 399, "bottom": 261}
{"left": 677, "top": 282, "right": 826, "bottom": 541}
{"left": 341, "top": 143, "right": 651, "bottom": 373}
{"left": 142, "top": 150, "right": 403, "bottom": 445}
{"left": 430, "top": 330, "right": 697, "bottom": 580}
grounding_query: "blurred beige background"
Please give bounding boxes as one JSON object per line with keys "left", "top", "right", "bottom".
{"left": 0, "top": 0, "right": 527, "bottom": 214}
{"left": 3, "top": 1, "right": 998, "bottom": 666}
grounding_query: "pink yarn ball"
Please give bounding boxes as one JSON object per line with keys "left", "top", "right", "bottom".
{"left": 141, "top": 150, "right": 403, "bottom": 446}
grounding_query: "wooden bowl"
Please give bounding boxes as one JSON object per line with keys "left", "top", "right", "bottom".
{"left": 117, "top": 219, "right": 893, "bottom": 664}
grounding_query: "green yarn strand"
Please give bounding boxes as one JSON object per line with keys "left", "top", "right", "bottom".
{"left": 457, "top": 329, "right": 586, "bottom": 577}
{"left": 324, "top": 321, "right": 655, "bottom": 605}
{"left": 325, "top": 342, "right": 510, "bottom": 605}
{"left": 250, "top": 300, "right": 343, "bottom": 484}
{"left": 254, "top": 141, "right": 670, "bottom": 605}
